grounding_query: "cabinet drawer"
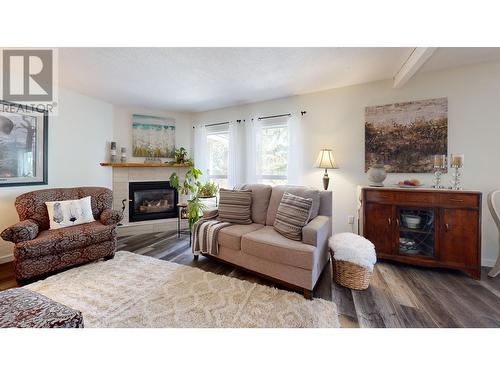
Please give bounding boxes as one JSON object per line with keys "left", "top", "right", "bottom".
{"left": 438, "top": 193, "right": 479, "bottom": 208}
{"left": 365, "top": 190, "right": 395, "bottom": 203}
{"left": 365, "top": 190, "right": 435, "bottom": 205}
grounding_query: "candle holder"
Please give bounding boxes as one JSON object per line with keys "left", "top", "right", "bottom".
{"left": 110, "top": 141, "right": 117, "bottom": 163}
{"left": 120, "top": 147, "right": 127, "bottom": 163}
{"left": 450, "top": 153, "right": 464, "bottom": 190}
{"left": 432, "top": 154, "right": 446, "bottom": 189}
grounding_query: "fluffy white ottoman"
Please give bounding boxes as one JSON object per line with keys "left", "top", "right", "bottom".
{"left": 329, "top": 232, "right": 377, "bottom": 290}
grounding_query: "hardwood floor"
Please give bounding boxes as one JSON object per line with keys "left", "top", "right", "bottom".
{"left": 1, "top": 230, "right": 500, "bottom": 328}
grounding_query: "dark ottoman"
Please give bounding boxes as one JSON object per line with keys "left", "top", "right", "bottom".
{"left": 0, "top": 288, "right": 84, "bottom": 328}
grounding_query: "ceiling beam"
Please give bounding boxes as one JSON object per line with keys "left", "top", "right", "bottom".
{"left": 393, "top": 47, "right": 437, "bottom": 88}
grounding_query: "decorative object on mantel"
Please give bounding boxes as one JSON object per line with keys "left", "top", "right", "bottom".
{"left": 109, "top": 142, "right": 117, "bottom": 162}
{"left": 174, "top": 147, "right": 188, "bottom": 164}
{"left": 450, "top": 153, "right": 464, "bottom": 190}
{"left": 120, "top": 147, "right": 127, "bottom": 163}
{"left": 315, "top": 148, "right": 338, "bottom": 190}
{"left": 487, "top": 189, "right": 500, "bottom": 278}
{"left": 365, "top": 97, "right": 448, "bottom": 173}
{"left": 0, "top": 100, "right": 48, "bottom": 187}
{"left": 132, "top": 114, "right": 175, "bottom": 158}
{"left": 432, "top": 154, "right": 446, "bottom": 189}
{"left": 367, "top": 162, "right": 387, "bottom": 187}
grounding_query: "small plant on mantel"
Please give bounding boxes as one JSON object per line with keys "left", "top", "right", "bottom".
{"left": 163, "top": 147, "right": 194, "bottom": 166}
{"left": 169, "top": 166, "right": 206, "bottom": 229}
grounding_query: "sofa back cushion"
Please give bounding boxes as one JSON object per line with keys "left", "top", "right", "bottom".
{"left": 266, "top": 185, "right": 320, "bottom": 226}
{"left": 218, "top": 188, "right": 253, "bottom": 224}
{"left": 15, "top": 187, "right": 113, "bottom": 230}
{"left": 273, "top": 192, "right": 313, "bottom": 241}
{"left": 240, "top": 183, "right": 272, "bottom": 224}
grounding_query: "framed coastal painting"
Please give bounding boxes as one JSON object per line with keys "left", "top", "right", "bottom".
{"left": 132, "top": 114, "right": 175, "bottom": 158}
{"left": 365, "top": 97, "right": 448, "bottom": 173}
{"left": 0, "top": 100, "right": 48, "bottom": 187}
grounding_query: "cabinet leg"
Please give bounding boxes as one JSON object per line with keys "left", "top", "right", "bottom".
{"left": 464, "top": 268, "right": 481, "bottom": 280}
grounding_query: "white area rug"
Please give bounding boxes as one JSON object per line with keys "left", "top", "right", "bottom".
{"left": 26, "top": 251, "right": 339, "bottom": 328}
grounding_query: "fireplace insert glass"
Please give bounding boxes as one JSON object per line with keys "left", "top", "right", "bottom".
{"left": 129, "top": 181, "right": 178, "bottom": 222}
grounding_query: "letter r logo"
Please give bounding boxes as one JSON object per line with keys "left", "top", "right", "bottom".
{"left": 2, "top": 49, "right": 53, "bottom": 101}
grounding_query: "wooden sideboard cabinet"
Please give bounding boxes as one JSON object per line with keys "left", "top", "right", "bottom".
{"left": 361, "top": 187, "right": 482, "bottom": 279}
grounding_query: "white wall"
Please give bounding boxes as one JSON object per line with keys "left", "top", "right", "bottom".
{"left": 113, "top": 106, "right": 193, "bottom": 162}
{"left": 193, "top": 61, "right": 500, "bottom": 266}
{"left": 0, "top": 88, "right": 114, "bottom": 261}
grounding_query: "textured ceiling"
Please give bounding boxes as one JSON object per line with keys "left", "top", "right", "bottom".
{"left": 58, "top": 47, "right": 500, "bottom": 112}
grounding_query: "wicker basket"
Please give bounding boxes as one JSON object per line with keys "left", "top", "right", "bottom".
{"left": 331, "top": 251, "right": 373, "bottom": 290}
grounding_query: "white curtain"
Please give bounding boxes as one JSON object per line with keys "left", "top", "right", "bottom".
{"left": 245, "top": 119, "right": 262, "bottom": 183}
{"left": 287, "top": 114, "right": 302, "bottom": 185}
{"left": 228, "top": 122, "right": 241, "bottom": 188}
{"left": 193, "top": 125, "right": 208, "bottom": 183}
{"left": 246, "top": 115, "right": 300, "bottom": 185}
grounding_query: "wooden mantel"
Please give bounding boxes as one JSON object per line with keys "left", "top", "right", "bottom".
{"left": 100, "top": 162, "right": 192, "bottom": 168}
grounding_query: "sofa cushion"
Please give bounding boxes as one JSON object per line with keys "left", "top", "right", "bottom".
{"left": 218, "top": 223, "right": 264, "bottom": 251}
{"left": 241, "top": 226, "right": 317, "bottom": 270}
{"left": 273, "top": 192, "right": 313, "bottom": 241}
{"left": 14, "top": 221, "right": 116, "bottom": 260}
{"left": 240, "top": 184, "right": 272, "bottom": 225}
{"left": 218, "top": 189, "right": 252, "bottom": 224}
{"left": 266, "top": 186, "right": 320, "bottom": 226}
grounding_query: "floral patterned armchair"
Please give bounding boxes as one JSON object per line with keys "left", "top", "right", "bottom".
{"left": 1, "top": 187, "right": 122, "bottom": 283}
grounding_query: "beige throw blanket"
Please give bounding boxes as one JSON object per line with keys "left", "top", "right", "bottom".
{"left": 192, "top": 219, "right": 232, "bottom": 256}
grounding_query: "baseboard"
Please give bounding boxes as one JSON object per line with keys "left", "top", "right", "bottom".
{"left": 0, "top": 254, "right": 13, "bottom": 264}
{"left": 481, "top": 258, "right": 496, "bottom": 267}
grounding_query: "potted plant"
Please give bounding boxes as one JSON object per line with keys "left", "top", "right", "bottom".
{"left": 165, "top": 147, "right": 194, "bottom": 166}
{"left": 197, "top": 181, "right": 219, "bottom": 198}
{"left": 169, "top": 167, "right": 206, "bottom": 229}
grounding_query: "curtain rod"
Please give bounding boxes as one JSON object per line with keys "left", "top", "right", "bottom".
{"left": 258, "top": 113, "right": 291, "bottom": 120}
{"left": 193, "top": 121, "right": 230, "bottom": 129}
{"left": 256, "top": 111, "right": 307, "bottom": 121}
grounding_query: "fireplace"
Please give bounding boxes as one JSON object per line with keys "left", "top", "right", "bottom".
{"left": 129, "top": 181, "right": 178, "bottom": 222}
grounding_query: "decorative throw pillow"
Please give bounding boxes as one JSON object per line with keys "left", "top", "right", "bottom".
{"left": 45, "top": 196, "right": 95, "bottom": 230}
{"left": 273, "top": 192, "right": 313, "bottom": 241}
{"left": 218, "top": 188, "right": 252, "bottom": 224}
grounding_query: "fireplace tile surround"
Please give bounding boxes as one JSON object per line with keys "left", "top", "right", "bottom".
{"left": 111, "top": 166, "right": 188, "bottom": 236}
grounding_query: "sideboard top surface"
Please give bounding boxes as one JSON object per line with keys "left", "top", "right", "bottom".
{"left": 361, "top": 186, "right": 482, "bottom": 195}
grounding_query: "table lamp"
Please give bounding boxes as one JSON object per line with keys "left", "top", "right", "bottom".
{"left": 315, "top": 149, "right": 338, "bottom": 190}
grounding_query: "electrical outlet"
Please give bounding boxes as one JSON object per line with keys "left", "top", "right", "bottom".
{"left": 348, "top": 215, "right": 354, "bottom": 225}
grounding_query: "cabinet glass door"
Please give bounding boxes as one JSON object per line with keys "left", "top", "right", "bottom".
{"left": 398, "top": 207, "right": 435, "bottom": 257}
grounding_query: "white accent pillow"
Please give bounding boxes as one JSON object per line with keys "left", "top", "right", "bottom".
{"left": 45, "top": 196, "right": 95, "bottom": 230}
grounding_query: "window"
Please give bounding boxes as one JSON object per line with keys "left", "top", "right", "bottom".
{"left": 206, "top": 124, "right": 229, "bottom": 188}
{"left": 252, "top": 117, "right": 290, "bottom": 185}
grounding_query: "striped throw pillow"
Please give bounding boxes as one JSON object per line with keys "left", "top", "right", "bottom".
{"left": 218, "top": 189, "right": 253, "bottom": 224}
{"left": 273, "top": 192, "right": 313, "bottom": 241}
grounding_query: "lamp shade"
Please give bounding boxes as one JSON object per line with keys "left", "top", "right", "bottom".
{"left": 315, "top": 149, "right": 338, "bottom": 169}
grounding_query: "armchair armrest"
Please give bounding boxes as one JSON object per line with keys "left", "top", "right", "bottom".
{"left": 1, "top": 219, "right": 39, "bottom": 243}
{"left": 100, "top": 209, "right": 123, "bottom": 226}
{"left": 302, "top": 215, "right": 332, "bottom": 247}
{"left": 203, "top": 208, "right": 219, "bottom": 220}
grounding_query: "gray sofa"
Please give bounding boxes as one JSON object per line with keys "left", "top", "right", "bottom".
{"left": 201, "top": 184, "right": 332, "bottom": 299}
